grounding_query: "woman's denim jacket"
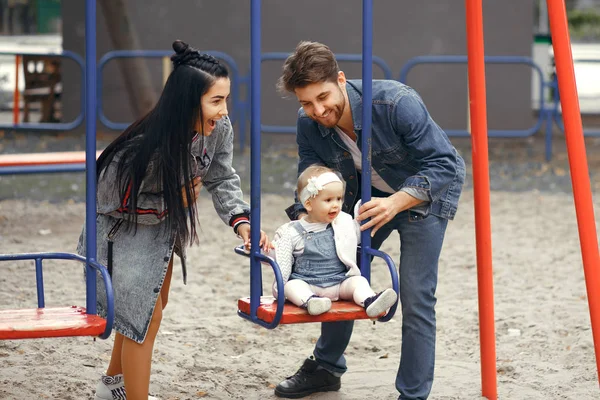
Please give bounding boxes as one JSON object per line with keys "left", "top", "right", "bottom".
{"left": 286, "top": 80, "right": 466, "bottom": 221}
{"left": 76, "top": 116, "right": 249, "bottom": 343}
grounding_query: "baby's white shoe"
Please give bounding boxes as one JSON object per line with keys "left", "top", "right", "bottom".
{"left": 364, "top": 288, "right": 397, "bottom": 318}
{"left": 94, "top": 373, "right": 159, "bottom": 400}
{"left": 306, "top": 296, "right": 332, "bottom": 316}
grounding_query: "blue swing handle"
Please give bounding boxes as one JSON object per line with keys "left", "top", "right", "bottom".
{"left": 235, "top": 245, "right": 399, "bottom": 325}
{"left": 234, "top": 246, "right": 285, "bottom": 329}
{"left": 363, "top": 247, "right": 400, "bottom": 322}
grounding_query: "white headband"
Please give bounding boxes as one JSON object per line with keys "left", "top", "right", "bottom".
{"left": 299, "top": 172, "right": 342, "bottom": 204}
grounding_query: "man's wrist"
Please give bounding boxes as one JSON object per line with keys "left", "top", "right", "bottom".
{"left": 393, "top": 190, "right": 423, "bottom": 213}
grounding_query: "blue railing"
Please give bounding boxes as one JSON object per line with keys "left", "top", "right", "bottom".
{"left": 97, "top": 50, "right": 243, "bottom": 131}
{"left": 0, "top": 50, "right": 85, "bottom": 131}
{"left": 2, "top": 51, "right": 600, "bottom": 170}
{"left": 399, "top": 55, "right": 550, "bottom": 138}
{"left": 399, "top": 55, "right": 600, "bottom": 160}
{"left": 239, "top": 52, "right": 393, "bottom": 144}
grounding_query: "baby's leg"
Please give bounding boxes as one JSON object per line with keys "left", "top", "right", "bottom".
{"left": 340, "top": 276, "right": 397, "bottom": 317}
{"left": 285, "top": 280, "right": 332, "bottom": 316}
{"left": 339, "top": 276, "right": 376, "bottom": 305}
{"left": 284, "top": 279, "right": 316, "bottom": 307}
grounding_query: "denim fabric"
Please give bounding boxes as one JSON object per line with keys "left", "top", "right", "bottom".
{"left": 285, "top": 79, "right": 464, "bottom": 399}
{"left": 286, "top": 80, "right": 465, "bottom": 222}
{"left": 289, "top": 223, "right": 348, "bottom": 288}
{"left": 97, "top": 116, "right": 249, "bottom": 228}
{"left": 77, "top": 214, "right": 174, "bottom": 344}
{"left": 313, "top": 211, "right": 448, "bottom": 399}
{"left": 76, "top": 116, "right": 249, "bottom": 344}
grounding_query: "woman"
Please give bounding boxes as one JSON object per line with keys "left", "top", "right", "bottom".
{"left": 78, "top": 40, "right": 271, "bottom": 400}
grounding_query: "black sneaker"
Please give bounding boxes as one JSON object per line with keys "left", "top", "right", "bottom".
{"left": 274, "top": 357, "right": 341, "bottom": 398}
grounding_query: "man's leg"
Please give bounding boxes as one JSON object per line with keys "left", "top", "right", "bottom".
{"left": 274, "top": 321, "right": 351, "bottom": 398}
{"left": 396, "top": 213, "right": 448, "bottom": 400}
{"left": 313, "top": 320, "right": 354, "bottom": 374}
{"left": 312, "top": 216, "right": 397, "bottom": 374}
{"left": 275, "top": 212, "right": 397, "bottom": 398}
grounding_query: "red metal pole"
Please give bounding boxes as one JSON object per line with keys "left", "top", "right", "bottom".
{"left": 465, "top": 1, "right": 497, "bottom": 399}
{"left": 13, "top": 55, "right": 20, "bottom": 125}
{"left": 546, "top": 0, "right": 600, "bottom": 384}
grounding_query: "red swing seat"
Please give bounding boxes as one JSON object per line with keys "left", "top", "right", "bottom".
{"left": 0, "top": 306, "right": 107, "bottom": 340}
{"left": 238, "top": 296, "right": 379, "bottom": 324}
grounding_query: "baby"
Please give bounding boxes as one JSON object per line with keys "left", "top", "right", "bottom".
{"left": 271, "top": 164, "right": 397, "bottom": 317}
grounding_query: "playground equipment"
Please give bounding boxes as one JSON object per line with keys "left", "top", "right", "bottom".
{"left": 0, "top": 0, "right": 114, "bottom": 341}
{"left": 236, "top": 1, "right": 600, "bottom": 399}
{"left": 0, "top": 1, "right": 598, "bottom": 399}
{"left": 235, "top": 0, "right": 399, "bottom": 329}
{"left": 466, "top": 0, "right": 600, "bottom": 398}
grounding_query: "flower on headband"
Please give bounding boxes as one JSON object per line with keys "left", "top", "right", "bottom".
{"left": 304, "top": 176, "right": 323, "bottom": 199}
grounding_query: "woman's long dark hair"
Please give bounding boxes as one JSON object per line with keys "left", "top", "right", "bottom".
{"left": 96, "top": 40, "right": 229, "bottom": 245}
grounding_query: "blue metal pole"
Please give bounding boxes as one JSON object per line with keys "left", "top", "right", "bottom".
{"left": 85, "top": 0, "right": 97, "bottom": 315}
{"left": 250, "top": 0, "right": 263, "bottom": 319}
{"left": 35, "top": 258, "right": 45, "bottom": 308}
{"left": 360, "top": 0, "right": 373, "bottom": 281}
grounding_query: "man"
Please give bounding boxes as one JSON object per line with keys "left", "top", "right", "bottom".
{"left": 274, "top": 41, "right": 466, "bottom": 400}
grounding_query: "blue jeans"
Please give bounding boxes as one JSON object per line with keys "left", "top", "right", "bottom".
{"left": 312, "top": 210, "right": 448, "bottom": 400}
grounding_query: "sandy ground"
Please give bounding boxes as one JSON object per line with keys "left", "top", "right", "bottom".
{"left": 1, "top": 188, "right": 599, "bottom": 400}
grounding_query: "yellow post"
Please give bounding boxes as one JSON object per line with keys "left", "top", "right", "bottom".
{"left": 162, "top": 56, "right": 171, "bottom": 85}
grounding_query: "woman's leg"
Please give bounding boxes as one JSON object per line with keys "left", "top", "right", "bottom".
{"left": 122, "top": 258, "right": 174, "bottom": 399}
{"left": 120, "top": 295, "right": 162, "bottom": 399}
{"left": 105, "top": 333, "right": 125, "bottom": 376}
{"left": 105, "top": 258, "right": 174, "bottom": 378}
{"left": 161, "top": 257, "right": 174, "bottom": 310}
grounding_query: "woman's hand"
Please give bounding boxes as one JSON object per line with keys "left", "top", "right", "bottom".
{"left": 182, "top": 177, "right": 202, "bottom": 207}
{"left": 237, "top": 223, "right": 274, "bottom": 252}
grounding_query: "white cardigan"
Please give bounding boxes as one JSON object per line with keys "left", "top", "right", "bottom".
{"left": 271, "top": 210, "right": 362, "bottom": 285}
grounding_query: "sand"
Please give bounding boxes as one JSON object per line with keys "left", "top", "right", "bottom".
{"left": 1, "top": 189, "right": 599, "bottom": 400}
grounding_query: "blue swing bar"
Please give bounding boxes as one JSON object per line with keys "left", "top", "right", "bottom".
{"left": 85, "top": 0, "right": 99, "bottom": 318}
{"left": 0, "top": 0, "right": 114, "bottom": 341}
{"left": 236, "top": 0, "right": 398, "bottom": 328}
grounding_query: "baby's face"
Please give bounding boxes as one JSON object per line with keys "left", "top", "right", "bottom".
{"left": 305, "top": 182, "right": 344, "bottom": 223}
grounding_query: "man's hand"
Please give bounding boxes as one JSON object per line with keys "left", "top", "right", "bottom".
{"left": 182, "top": 177, "right": 202, "bottom": 207}
{"left": 356, "top": 191, "right": 423, "bottom": 236}
{"left": 237, "top": 223, "right": 274, "bottom": 252}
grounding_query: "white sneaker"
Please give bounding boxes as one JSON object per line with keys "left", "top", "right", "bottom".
{"left": 306, "top": 297, "right": 332, "bottom": 316}
{"left": 94, "top": 374, "right": 159, "bottom": 400}
{"left": 94, "top": 374, "right": 126, "bottom": 400}
{"left": 364, "top": 288, "right": 398, "bottom": 318}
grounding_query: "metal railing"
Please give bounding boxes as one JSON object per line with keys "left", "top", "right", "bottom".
{"left": 97, "top": 50, "right": 243, "bottom": 131}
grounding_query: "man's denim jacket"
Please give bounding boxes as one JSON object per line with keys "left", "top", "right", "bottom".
{"left": 286, "top": 80, "right": 466, "bottom": 221}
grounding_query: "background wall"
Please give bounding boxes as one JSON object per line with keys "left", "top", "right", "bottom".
{"left": 61, "top": 0, "right": 536, "bottom": 139}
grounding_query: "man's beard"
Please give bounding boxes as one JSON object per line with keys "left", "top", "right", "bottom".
{"left": 312, "top": 89, "right": 345, "bottom": 128}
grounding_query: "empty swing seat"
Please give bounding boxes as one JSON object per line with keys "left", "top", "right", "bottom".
{"left": 0, "top": 306, "right": 107, "bottom": 340}
{"left": 0, "top": 253, "right": 114, "bottom": 341}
